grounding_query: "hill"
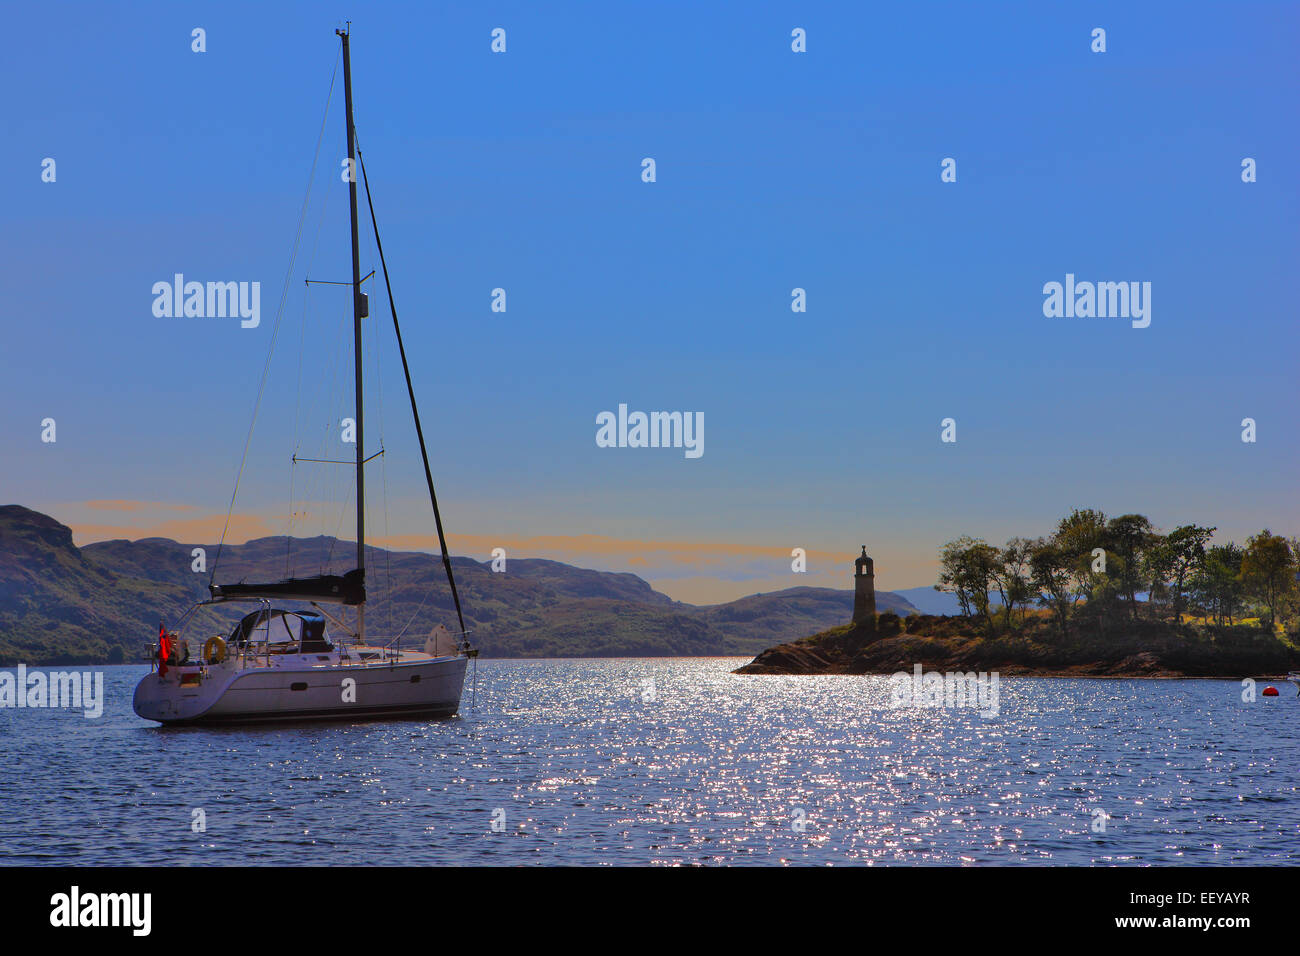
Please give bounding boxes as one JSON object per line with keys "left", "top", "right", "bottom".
{"left": 890, "top": 586, "right": 964, "bottom": 616}
{"left": 0, "top": 505, "right": 917, "bottom": 663}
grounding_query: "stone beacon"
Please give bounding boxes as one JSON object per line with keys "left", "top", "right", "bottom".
{"left": 852, "top": 545, "right": 876, "bottom": 624}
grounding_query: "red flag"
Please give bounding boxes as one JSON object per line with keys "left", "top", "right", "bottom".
{"left": 158, "top": 623, "right": 171, "bottom": 677}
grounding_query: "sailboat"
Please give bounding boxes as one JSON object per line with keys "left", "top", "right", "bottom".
{"left": 133, "top": 27, "right": 474, "bottom": 725}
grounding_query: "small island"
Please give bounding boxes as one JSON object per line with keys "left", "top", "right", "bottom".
{"left": 736, "top": 514, "right": 1300, "bottom": 678}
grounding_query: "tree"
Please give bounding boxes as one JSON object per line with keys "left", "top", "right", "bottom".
{"left": 994, "top": 537, "right": 1034, "bottom": 630}
{"left": 1286, "top": 537, "right": 1300, "bottom": 631}
{"left": 937, "top": 537, "right": 975, "bottom": 617}
{"left": 1147, "top": 524, "right": 1215, "bottom": 621}
{"left": 1029, "top": 537, "right": 1073, "bottom": 639}
{"left": 938, "top": 536, "right": 1001, "bottom": 635}
{"left": 966, "top": 540, "right": 1002, "bottom": 637}
{"left": 1104, "top": 514, "right": 1155, "bottom": 619}
{"left": 1241, "top": 530, "right": 1295, "bottom": 631}
{"left": 1055, "top": 508, "right": 1109, "bottom": 605}
{"left": 1189, "top": 543, "right": 1244, "bottom": 626}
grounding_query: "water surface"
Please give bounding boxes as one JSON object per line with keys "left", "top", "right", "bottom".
{"left": 1, "top": 661, "right": 1296, "bottom": 865}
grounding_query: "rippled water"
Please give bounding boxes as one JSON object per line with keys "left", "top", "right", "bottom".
{"left": 1, "top": 661, "right": 1297, "bottom": 865}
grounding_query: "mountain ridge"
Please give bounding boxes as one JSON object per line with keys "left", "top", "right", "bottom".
{"left": 0, "top": 505, "right": 917, "bottom": 663}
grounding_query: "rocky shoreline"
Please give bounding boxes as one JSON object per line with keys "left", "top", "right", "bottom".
{"left": 733, "top": 615, "right": 1300, "bottom": 679}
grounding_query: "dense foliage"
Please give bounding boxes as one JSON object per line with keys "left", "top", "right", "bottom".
{"left": 937, "top": 511, "right": 1299, "bottom": 641}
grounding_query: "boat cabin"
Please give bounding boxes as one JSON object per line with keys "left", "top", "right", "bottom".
{"left": 228, "top": 608, "right": 333, "bottom": 654}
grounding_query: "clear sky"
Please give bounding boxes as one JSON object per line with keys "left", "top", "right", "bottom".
{"left": 3, "top": 1, "right": 1296, "bottom": 603}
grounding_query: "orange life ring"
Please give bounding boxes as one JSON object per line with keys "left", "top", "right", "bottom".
{"left": 203, "top": 636, "right": 227, "bottom": 664}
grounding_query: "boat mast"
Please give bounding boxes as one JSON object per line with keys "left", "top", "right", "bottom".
{"left": 337, "top": 25, "right": 366, "bottom": 638}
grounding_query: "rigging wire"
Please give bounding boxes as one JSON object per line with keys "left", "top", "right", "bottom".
{"left": 288, "top": 173, "right": 335, "bottom": 577}
{"left": 211, "top": 49, "right": 340, "bottom": 586}
{"left": 353, "top": 197, "right": 396, "bottom": 641}
{"left": 293, "top": 141, "right": 340, "bottom": 578}
{"left": 286, "top": 286, "right": 309, "bottom": 579}
{"left": 356, "top": 143, "right": 471, "bottom": 647}
{"left": 370, "top": 260, "right": 396, "bottom": 641}
{"left": 321, "top": 295, "right": 352, "bottom": 570}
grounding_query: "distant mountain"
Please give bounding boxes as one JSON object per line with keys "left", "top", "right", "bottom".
{"left": 0, "top": 505, "right": 917, "bottom": 664}
{"left": 0, "top": 508, "right": 192, "bottom": 665}
{"left": 891, "top": 586, "right": 963, "bottom": 616}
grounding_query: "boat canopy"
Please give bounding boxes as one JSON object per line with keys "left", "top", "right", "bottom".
{"left": 209, "top": 569, "right": 365, "bottom": 606}
{"left": 228, "top": 608, "right": 332, "bottom": 652}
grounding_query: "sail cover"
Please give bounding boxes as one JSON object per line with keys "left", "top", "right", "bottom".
{"left": 209, "top": 569, "right": 365, "bottom": 605}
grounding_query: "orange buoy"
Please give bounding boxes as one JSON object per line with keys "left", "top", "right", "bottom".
{"left": 1262, "top": 686, "right": 1279, "bottom": 696}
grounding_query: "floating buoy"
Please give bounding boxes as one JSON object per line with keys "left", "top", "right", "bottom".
{"left": 1262, "top": 686, "right": 1279, "bottom": 697}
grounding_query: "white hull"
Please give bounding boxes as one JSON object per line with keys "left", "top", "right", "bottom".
{"left": 133, "top": 650, "right": 468, "bottom": 725}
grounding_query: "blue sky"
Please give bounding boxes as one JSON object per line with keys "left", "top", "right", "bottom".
{"left": 3, "top": 1, "right": 1296, "bottom": 602}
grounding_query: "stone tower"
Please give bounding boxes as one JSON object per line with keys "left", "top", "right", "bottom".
{"left": 852, "top": 546, "right": 876, "bottom": 624}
